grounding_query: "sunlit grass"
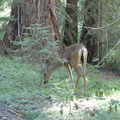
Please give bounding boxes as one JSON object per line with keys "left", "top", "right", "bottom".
{"left": 0, "top": 55, "right": 120, "bottom": 120}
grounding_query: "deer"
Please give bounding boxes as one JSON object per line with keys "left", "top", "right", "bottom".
{"left": 44, "top": 43, "right": 88, "bottom": 95}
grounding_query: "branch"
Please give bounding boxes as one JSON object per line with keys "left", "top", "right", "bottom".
{"left": 83, "top": 17, "right": 120, "bottom": 30}
{"left": 7, "top": 109, "right": 19, "bottom": 116}
{"left": 97, "top": 40, "right": 120, "bottom": 65}
{"left": 47, "top": 4, "right": 73, "bottom": 23}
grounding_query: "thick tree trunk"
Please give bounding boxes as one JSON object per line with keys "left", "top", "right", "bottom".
{"left": 3, "top": 0, "right": 63, "bottom": 50}
{"left": 80, "top": 0, "right": 102, "bottom": 63}
{"left": 63, "top": 0, "right": 78, "bottom": 46}
{"left": 0, "top": 39, "right": 8, "bottom": 55}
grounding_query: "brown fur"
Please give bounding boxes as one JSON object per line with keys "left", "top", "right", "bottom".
{"left": 44, "top": 44, "right": 88, "bottom": 95}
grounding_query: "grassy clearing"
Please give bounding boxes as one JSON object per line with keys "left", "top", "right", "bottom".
{"left": 0, "top": 55, "right": 120, "bottom": 120}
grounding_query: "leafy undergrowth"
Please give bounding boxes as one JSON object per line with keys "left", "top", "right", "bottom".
{"left": 0, "top": 55, "right": 120, "bottom": 120}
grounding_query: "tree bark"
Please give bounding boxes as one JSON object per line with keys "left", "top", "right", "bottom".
{"left": 3, "top": 0, "right": 64, "bottom": 50}
{"left": 0, "top": 39, "right": 8, "bottom": 55}
{"left": 63, "top": 0, "right": 78, "bottom": 46}
{"left": 80, "top": 0, "right": 102, "bottom": 63}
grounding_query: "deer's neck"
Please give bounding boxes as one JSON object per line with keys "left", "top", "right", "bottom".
{"left": 49, "top": 61, "right": 63, "bottom": 73}
{"left": 46, "top": 61, "right": 64, "bottom": 80}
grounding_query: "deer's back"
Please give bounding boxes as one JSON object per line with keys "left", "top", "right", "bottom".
{"left": 61, "top": 44, "right": 86, "bottom": 60}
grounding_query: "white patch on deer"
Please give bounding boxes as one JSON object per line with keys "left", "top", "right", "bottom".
{"left": 78, "top": 48, "right": 83, "bottom": 67}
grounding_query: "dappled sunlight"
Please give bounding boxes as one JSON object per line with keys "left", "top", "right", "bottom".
{"left": 39, "top": 91, "right": 120, "bottom": 119}
{"left": 0, "top": 7, "right": 10, "bottom": 17}
{"left": 0, "top": 2, "right": 11, "bottom": 18}
{"left": 0, "top": 0, "right": 120, "bottom": 119}
{"left": 0, "top": 55, "right": 120, "bottom": 119}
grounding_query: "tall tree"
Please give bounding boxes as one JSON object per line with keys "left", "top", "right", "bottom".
{"left": 80, "top": 0, "right": 102, "bottom": 63}
{"left": 3, "top": 0, "right": 64, "bottom": 50}
{"left": 63, "top": 0, "right": 78, "bottom": 46}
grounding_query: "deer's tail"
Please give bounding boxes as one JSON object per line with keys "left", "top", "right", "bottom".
{"left": 81, "top": 47, "right": 88, "bottom": 67}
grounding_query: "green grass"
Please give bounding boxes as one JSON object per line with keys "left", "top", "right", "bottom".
{"left": 0, "top": 55, "right": 120, "bottom": 120}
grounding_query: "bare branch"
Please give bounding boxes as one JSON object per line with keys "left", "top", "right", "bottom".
{"left": 83, "top": 17, "right": 120, "bottom": 30}
{"left": 97, "top": 40, "right": 120, "bottom": 65}
{"left": 47, "top": 4, "right": 73, "bottom": 23}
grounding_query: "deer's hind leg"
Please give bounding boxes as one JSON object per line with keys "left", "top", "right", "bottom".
{"left": 74, "top": 65, "right": 81, "bottom": 93}
{"left": 82, "top": 51, "right": 87, "bottom": 95}
{"left": 70, "top": 51, "right": 82, "bottom": 93}
{"left": 66, "top": 63, "right": 74, "bottom": 83}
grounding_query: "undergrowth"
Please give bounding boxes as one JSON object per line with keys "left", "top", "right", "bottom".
{"left": 0, "top": 55, "right": 120, "bottom": 120}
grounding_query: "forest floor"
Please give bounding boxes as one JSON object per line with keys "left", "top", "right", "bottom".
{"left": 0, "top": 64, "right": 120, "bottom": 120}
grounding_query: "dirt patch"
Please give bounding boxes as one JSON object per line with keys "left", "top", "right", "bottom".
{"left": 0, "top": 103, "right": 24, "bottom": 120}
{"left": 98, "top": 66, "right": 120, "bottom": 76}
{"left": 98, "top": 66, "right": 120, "bottom": 79}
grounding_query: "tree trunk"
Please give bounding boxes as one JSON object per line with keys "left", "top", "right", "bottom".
{"left": 3, "top": 0, "right": 64, "bottom": 50}
{"left": 0, "top": 39, "right": 8, "bottom": 55}
{"left": 63, "top": 0, "right": 78, "bottom": 46}
{"left": 80, "top": 0, "right": 102, "bottom": 63}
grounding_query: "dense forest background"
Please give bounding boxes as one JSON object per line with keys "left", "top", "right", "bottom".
{"left": 0, "top": 0, "right": 120, "bottom": 120}
{"left": 0, "top": 0, "right": 120, "bottom": 69}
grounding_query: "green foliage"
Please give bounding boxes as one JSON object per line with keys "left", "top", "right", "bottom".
{"left": 87, "top": 64, "right": 118, "bottom": 97}
{"left": 26, "top": 111, "right": 40, "bottom": 120}
{"left": 0, "top": 0, "right": 12, "bottom": 39}
{"left": 95, "top": 99, "right": 120, "bottom": 120}
{"left": 0, "top": 55, "right": 120, "bottom": 119}
{"left": 0, "top": 0, "right": 120, "bottom": 119}
{"left": 109, "top": 99, "right": 120, "bottom": 113}
{"left": 12, "top": 23, "right": 60, "bottom": 63}
{"left": 106, "top": 49, "right": 120, "bottom": 70}
{"left": 100, "top": 0, "right": 120, "bottom": 70}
